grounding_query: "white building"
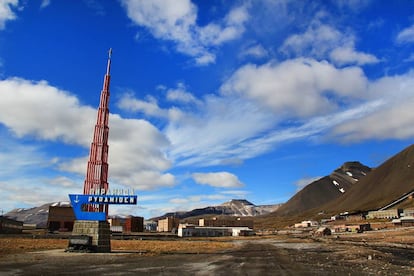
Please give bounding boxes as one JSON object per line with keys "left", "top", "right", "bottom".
{"left": 178, "top": 224, "right": 254, "bottom": 237}
{"left": 294, "top": 220, "right": 319, "bottom": 228}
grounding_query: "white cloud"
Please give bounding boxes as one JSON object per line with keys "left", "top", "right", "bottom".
{"left": 0, "top": 138, "right": 45, "bottom": 178}
{"left": 280, "top": 23, "right": 347, "bottom": 58}
{"left": 0, "top": 78, "right": 174, "bottom": 191}
{"left": 117, "top": 93, "right": 166, "bottom": 117}
{"left": 165, "top": 95, "right": 274, "bottom": 166}
{"left": 120, "top": 0, "right": 248, "bottom": 65}
{"left": 198, "top": 5, "right": 248, "bottom": 46}
{"left": 396, "top": 24, "right": 414, "bottom": 44}
{"left": 0, "top": 78, "right": 94, "bottom": 146}
{"left": 331, "top": 71, "right": 414, "bottom": 142}
{"left": 166, "top": 82, "right": 200, "bottom": 104}
{"left": 47, "top": 176, "right": 78, "bottom": 188}
{"left": 192, "top": 172, "right": 244, "bottom": 188}
{"left": 280, "top": 22, "right": 379, "bottom": 65}
{"left": 226, "top": 99, "right": 386, "bottom": 159}
{"left": 1, "top": 171, "right": 84, "bottom": 212}
{"left": 118, "top": 85, "right": 276, "bottom": 167}
{"left": 220, "top": 58, "right": 368, "bottom": 117}
{"left": 330, "top": 46, "right": 379, "bottom": 66}
{"left": 239, "top": 43, "right": 268, "bottom": 59}
{"left": 117, "top": 92, "right": 186, "bottom": 122}
{"left": 0, "top": 0, "right": 19, "bottom": 30}
{"left": 118, "top": 57, "right": 414, "bottom": 169}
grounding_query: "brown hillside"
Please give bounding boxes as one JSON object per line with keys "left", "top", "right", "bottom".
{"left": 274, "top": 162, "right": 370, "bottom": 216}
{"left": 321, "top": 144, "right": 414, "bottom": 213}
{"left": 274, "top": 176, "right": 339, "bottom": 216}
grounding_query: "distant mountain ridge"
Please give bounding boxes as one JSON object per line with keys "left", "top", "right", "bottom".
{"left": 152, "top": 199, "right": 282, "bottom": 221}
{"left": 5, "top": 202, "right": 70, "bottom": 228}
{"left": 274, "top": 161, "right": 371, "bottom": 217}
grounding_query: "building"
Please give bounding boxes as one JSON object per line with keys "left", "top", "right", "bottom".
{"left": 402, "top": 208, "right": 414, "bottom": 217}
{"left": 0, "top": 216, "right": 23, "bottom": 234}
{"left": 294, "top": 220, "right": 319, "bottom": 228}
{"left": 157, "top": 217, "right": 180, "bottom": 232}
{"left": 108, "top": 216, "right": 144, "bottom": 232}
{"left": 124, "top": 216, "right": 144, "bottom": 232}
{"left": 178, "top": 224, "right": 254, "bottom": 237}
{"left": 198, "top": 217, "right": 254, "bottom": 228}
{"left": 393, "top": 216, "right": 414, "bottom": 227}
{"left": 366, "top": 209, "right": 400, "bottom": 219}
{"left": 108, "top": 216, "right": 124, "bottom": 232}
{"left": 144, "top": 220, "right": 157, "bottom": 231}
{"left": 47, "top": 206, "right": 75, "bottom": 232}
{"left": 332, "top": 223, "right": 371, "bottom": 233}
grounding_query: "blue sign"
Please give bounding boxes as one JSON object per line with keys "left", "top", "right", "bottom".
{"left": 69, "top": 194, "right": 138, "bottom": 221}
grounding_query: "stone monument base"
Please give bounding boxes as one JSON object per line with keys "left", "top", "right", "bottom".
{"left": 69, "top": 220, "right": 111, "bottom": 253}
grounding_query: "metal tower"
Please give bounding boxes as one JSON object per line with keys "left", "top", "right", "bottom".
{"left": 83, "top": 49, "right": 112, "bottom": 216}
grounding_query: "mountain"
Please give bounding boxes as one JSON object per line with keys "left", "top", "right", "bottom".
{"left": 152, "top": 199, "right": 282, "bottom": 221}
{"left": 4, "top": 201, "right": 70, "bottom": 228}
{"left": 321, "top": 144, "right": 414, "bottom": 214}
{"left": 274, "top": 162, "right": 371, "bottom": 217}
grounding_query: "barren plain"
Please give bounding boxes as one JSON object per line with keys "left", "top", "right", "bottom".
{"left": 1, "top": 227, "right": 414, "bottom": 275}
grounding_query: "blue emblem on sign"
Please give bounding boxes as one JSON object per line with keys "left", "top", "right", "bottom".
{"left": 69, "top": 194, "right": 138, "bottom": 221}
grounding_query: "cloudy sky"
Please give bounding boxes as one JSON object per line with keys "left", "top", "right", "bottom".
{"left": 1, "top": 0, "right": 414, "bottom": 219}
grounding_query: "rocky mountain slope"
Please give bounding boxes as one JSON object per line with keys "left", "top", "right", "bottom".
{"left": 152, "top": 199, "right": 282, "bottom": 221}
{"left": 321, "top": 144, "right": 414, "bottom": 214}
{"left": 5, "top": 202, "right": 70, "bottom": 228}
{"left": 274, "top": 162, "right": 371, "bottom": 216}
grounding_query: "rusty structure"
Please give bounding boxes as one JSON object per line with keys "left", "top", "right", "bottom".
{"left": 83, "top": 49, "right": 112, "bottom": 216}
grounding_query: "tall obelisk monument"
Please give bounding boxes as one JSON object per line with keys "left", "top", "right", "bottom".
{"left": 69, "top": 49, "right": 113, "bottom": 253}
{"left": 83, "top": 49, "right": 112, "bottom": 216}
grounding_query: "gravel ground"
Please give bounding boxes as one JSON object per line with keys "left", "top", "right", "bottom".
{"left": 1, "top": 229, "right": 414, "bottom": 275}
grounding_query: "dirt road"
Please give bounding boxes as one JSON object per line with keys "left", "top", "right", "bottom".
{"left": 1, "top": 236, "right": 414, "bottom": 275}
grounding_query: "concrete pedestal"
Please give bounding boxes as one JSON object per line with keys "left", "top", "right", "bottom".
{"left": 70, "top": 220, "right": 111, "bottom": 253}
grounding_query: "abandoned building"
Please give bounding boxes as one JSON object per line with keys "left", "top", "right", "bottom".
{"left": 198, "top": 217, "right": 254, "bottom": 228}
{"left": 47, "top": 206, "right": 75, "bottom": 232}
{"left": 157, "top": 217, "right": 180, "bottom": 232}
{"left": 0, "top": 216, "right": 23, "bottom": 234}
{"left": 178, "top": 224, "right": 254, "bottom": 237}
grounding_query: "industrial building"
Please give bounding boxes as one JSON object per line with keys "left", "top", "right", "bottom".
{"left": 294, "top": 220, "right": 319, "bottom": 228}
{"left": 392, "top": 216, "right": 414, "bottom": 227}
{"left": 402, "top": 208, "right": 414, "bottom": 217}
{"left": 124, "top": 216, "right": 144, "bottom": 232}
{"left": 199, "top": 217, "right": 254, "bottom": 228}
{"left": 366, "top": 209, "right": 400, "bottom": 219}
{"left": 47, "top": 206, "right": 75, "bottom": 232}
{"left": 178, "top": 224, "right": 254, "bottom": 237}
{"left": 157, "top": 217, "right": 180, "bottom": 232}
{"left": 0, "top": 216, "right": 23, "bottom": 234}
{"left": 108, "top": 216, "right": 144, "bottom": 232}
{"left": 331, "top": 223, "right": 371, "bottom": 233}
{"left": 177, "top": 216, "right": 255, "bottom": 237}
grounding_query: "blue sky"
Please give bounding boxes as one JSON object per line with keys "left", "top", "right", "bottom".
{"left": 1, "top": 0, "right": 414, "bottom": 219}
